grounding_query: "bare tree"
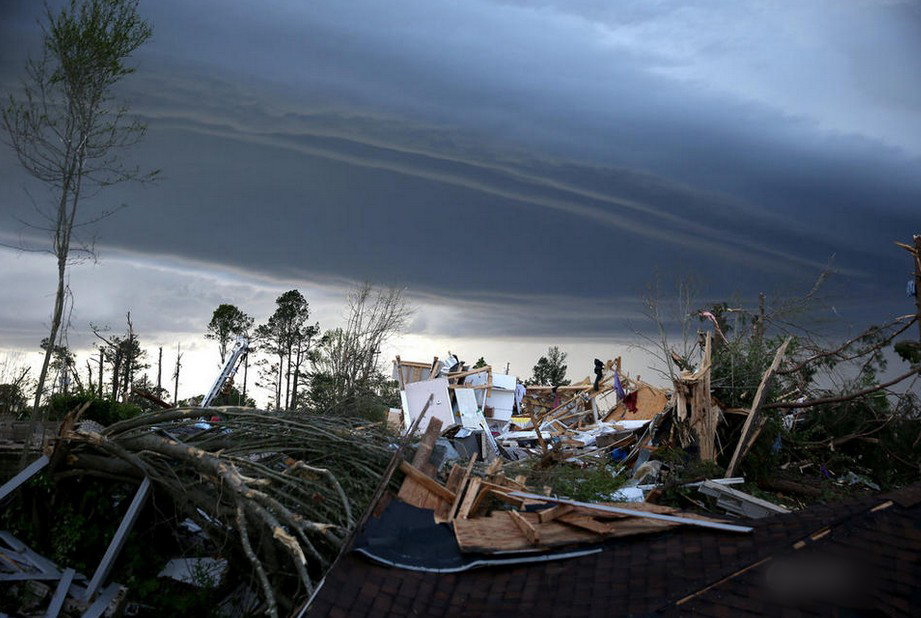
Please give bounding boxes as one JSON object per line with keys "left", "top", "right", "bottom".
{"left": 1, "top": 0, "right": 154, "bottom": 433}
{"left": 312, "top": 283, "right": 412, "bottom": 409}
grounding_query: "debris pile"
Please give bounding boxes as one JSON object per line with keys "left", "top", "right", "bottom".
{"left": 392, "top": 353, "right": 669, "bottom": 467}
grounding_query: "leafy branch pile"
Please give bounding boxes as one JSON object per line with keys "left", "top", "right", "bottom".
{"left": 55, "top": 407, "right": 394, "bottom": 617}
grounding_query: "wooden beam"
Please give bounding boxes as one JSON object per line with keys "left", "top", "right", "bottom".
{"left": 508, "top": 510, "right": 540, "bottom": 545}
{"left": 446, "top": 366, "right": 492, "bottom": 380}
{"left": 725, "top": 337, "right": 792, "bottom": 477}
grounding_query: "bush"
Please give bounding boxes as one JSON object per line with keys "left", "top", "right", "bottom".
{"left": 47, "top": 393, "right": 143, "bottom": 426}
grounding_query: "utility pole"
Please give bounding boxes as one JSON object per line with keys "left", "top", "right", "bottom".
{"left": 173, "top": 343, "right": 182, "bottom": 406}
{"left": 97, "top": 348, "right": 104, "bottom": 399}
{"left": 156, "top": 346, "right": 163, "bottom": 394}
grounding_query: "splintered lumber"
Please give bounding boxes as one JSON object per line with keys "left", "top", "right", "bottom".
{"left": 453, "top": 511, "right": 597, "bottom": 553}
{"left": 398, "top": 461, "right": 455, "bottom": 503}
{"left": 725, "top": 337, "right": 792, "bottom": 478}
{"left": 446, "top": 454, "right": 478, "bottom": 522}
{"left": 456, "top": 477, "right": 483, "bottom": 520}
{"left": 508, "top": 510, "right": 540, "bottom": 545}
{"left": 452, "top": 510, "right": 679, "bottom": 553}
{"left": 397, "top": 416, "right": 445, "bottom": 509}
{"left": 507, "top": 492, "right": 753, "bottom": 533}
{"left": 435, "top": 463, "right": 466, "bottom": 521}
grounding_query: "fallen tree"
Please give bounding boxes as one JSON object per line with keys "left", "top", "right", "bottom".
{"left": 50, "top": 407, "right": 395, "bottom": 617}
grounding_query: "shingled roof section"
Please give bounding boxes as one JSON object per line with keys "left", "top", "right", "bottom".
{"left": 305, "top": 485, "right": 921, "bottom": 617}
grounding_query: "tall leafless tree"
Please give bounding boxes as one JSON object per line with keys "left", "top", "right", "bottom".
{"left": 1, "top": 0, "right": 154, "bottom": 437}
{"left": 313, "top": 283, "right": 412, "bottom": 408}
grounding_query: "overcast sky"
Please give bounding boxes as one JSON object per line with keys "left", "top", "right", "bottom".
{"left": 1, "top": 0, "right": 920, "bottom": 402}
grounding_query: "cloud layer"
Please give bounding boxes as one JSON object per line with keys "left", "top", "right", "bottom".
{"left": 1, "top": 0, "right": 919, "bottom": 362}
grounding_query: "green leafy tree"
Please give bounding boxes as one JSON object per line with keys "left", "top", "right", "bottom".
{"left": 255, "top": 290, "right": 318, "bottom": 410}
{"left": 529, "top": 346, "right": 570, "bottom": 387}
{"left": 2, "top": 0, "right": 154, "bottom": 429}
{"left": 205, "top": 304, "right": 253, "bottom": 363}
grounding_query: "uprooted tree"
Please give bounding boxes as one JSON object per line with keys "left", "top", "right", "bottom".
{"left": 2, "top": 0, "right": 156, "bottom": 437}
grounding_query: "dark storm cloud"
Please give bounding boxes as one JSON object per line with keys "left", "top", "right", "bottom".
{"left": 1, "top": 0, "right": 920, "bottom": 343}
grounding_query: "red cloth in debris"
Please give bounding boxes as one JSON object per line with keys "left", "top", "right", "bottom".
{"left": 623, "top": 391, "right": 638, "bottom": 413}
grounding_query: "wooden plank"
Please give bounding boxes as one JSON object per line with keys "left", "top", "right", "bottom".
{"left": 446, "top": 455, "right": 477, "bottom": 522}
{"left": 455, "top": 478, "right": 482, "bottom": 520}
{"left": 528, "top": 409, "right": 548, "bottom": 453}
{"left": 507, "top": 491, "right": 753, "bottom": 533}
{"left": 537, "top": 504, "right": 574, "bottom": 523}
{"left": 45, "top": 567, "right": 75, "bottom": 618}
{"left": 557, "top": 514, "right": 609, "bottom": 535}
{"left": 399, "top": 461, "right": 455, "bottom": 503}
{"left": 446, "top": 366, "right": 492, "bottom": 380}
{"left": 508, "top": 510, "right": 540, "bottom": 545}
{"left": 397, "top": 416, "right": 445, "bottom": 508}
{"left": 725, "top": 337, "right": 792, "bottom": 477}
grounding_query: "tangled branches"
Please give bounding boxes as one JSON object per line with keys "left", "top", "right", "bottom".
{"left": 59, "top": 407, "right": 394, "bottom": 617}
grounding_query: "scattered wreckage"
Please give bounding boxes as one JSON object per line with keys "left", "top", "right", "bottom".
{"left": 374, "top": 343, "right": 780, "bottom": 563}
{"left": 1, "top": 328, "right": 908, "bottom": 616}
